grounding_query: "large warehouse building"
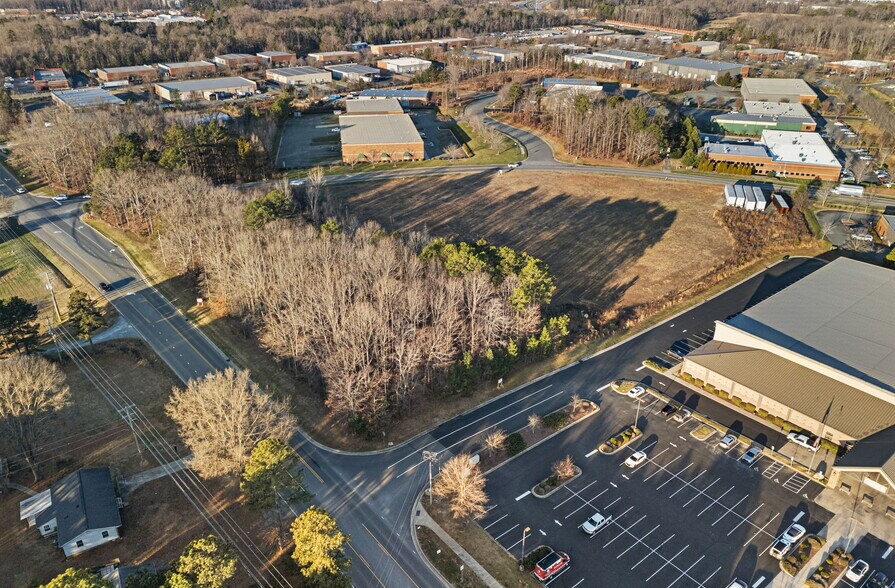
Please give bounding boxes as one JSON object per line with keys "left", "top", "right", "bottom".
{"left": 154, "top": 77, "right": 257, "bottom": 101}
{"left": 740, "top": 77, "right": 818, "bottom": 105}
{"left": 52, "top": 87, "right": 125, "bottom": 110}
{"left": 157, "top": 61, "right": 216, "bottom": 78}
{"left": 711, "top": 101, "right": 817, "bottom": 135}
{"left": 338, "top": 113, "right": 424, "bottom": 163}
{"left": 651, "top": 57, "right": 746, "bottom": 82}
{"left": 703, "top": 130, "right": 841, "bottom": 180}
{"left": 97, "top": 65, "right": 157, "bottom": 83}
{"left": 265, "top": 66, "right": 332, "bottom": 86}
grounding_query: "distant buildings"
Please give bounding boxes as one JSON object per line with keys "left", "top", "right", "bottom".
{"left": 736, "top": 48, "right": 786, "bottom": 62}
{"left": 33, "top": 68, "right": 69, "bottom": 91}
{"left": 307, "top": 51, "right": 362, "bottom": 65}
{"left": 154, "top": 76, "right": 257, "bottom": 101}
{"left": 827, "top": 60, "right": 892, "bottom": 76}
{"left": 52, "top": 88, "right": 125, "bottom": 110}
{"left": 711, "top": 101, "right": 817, "bottom": 135}
{"left": 376, "top": 57, "right": 432, "bottom": 74}
{"left": 542, "top": 78, "right": 604, "bottom": 95}
{"left": 257, "top": 51, "right": 296, "bottom": 66}
{"left": 674, "top": 40, "right": 721, "bottom": 55}
{"left": 703, "top": 130, "right": 840, "bottom": 181}
{"left": 565, "top": 53, "right": 630, "bottom": 69}
{"left": 97, "top": 65, "right": 157, "bottom": 84}
{"left": 369, "top": 38, "right": 470, "bottom": 56}
{"left": 651, "top": 57, "right": 746, "bottom": 82}
{"left": 265, "top": 66, "right": 332, "bottom": 86}
{"left": 471, "top": 47, "right": 524, "bottom": 63}
{"left": 588, "top": 49, "right": 663, "bottom": 68}
{"left": 355, "top": 88, "right": 431, "bottom": 106}
{"left": 157, "top": 61, "right": 216, "bottom": 78}
{"left": 343, "top": 98, "right": 404, "bottom": 115}
{"left": 212, "top": 53, "right": 263, "bottom": 68}
{"left": 325, "top": 64, "right": 381, "bottom": 82}
{"left": 740, "top": 78, "right": 818, "bottom": 105}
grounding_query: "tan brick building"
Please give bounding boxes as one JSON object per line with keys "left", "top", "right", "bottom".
{"left": 97, "top": 65, "right": 158, "bottom": 84}
{"left": 158, "top": 61, "right": 216, "bottom": 78}
{"left": 338, "top": 113, "right": 424, "bottom": 163}
{"left": 703, "top": 130, "right": 841, "bottom": 181}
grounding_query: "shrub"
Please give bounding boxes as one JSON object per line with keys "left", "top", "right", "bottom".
{"left": 704, "top": 383, "right": 716, "bottom": 393}
{"left": 694, "top": 379, "right": 705, "bottom": 387}
{"left": 743, "top": 403, "right": 756, "bottom": 412}
{"left": 718, "top": 391, "right": 730, "bottom": 400}
{"left": 521, "top": 546, "right": 551, "bottom": 571}
{"left": 506, "top": 432, "right": 526, "bottom": 457}
{"left": 756, "top": 409, "right": 769, "bottom": 418}
{"left": 542, "top": 411, "right": 570, "bottom": 430}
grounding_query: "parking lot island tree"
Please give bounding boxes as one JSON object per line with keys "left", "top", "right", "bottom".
{"left": 598, "top": 425, "right": 643, "bottom": 455}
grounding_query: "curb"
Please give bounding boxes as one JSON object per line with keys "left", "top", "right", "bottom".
{"left": 531, "top": 466, "right": 582, "bottom": 499}
{"left": 409, "top": 490, "right": 453, "bottom": 588}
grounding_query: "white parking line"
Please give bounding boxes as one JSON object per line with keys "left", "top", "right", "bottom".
{"left": 483, "top": 514, "right": 508, "bottom": 530}
{"left": 554, "top": 480, "right": 599, "bottom": 510}
{"left": 597, "top": 383, "right": 611, "bottom": 392}
{"left": 585, "top": 447, "right": 601, "bottom": 458}
{"left": 631, "top": 447, "right": 668, "bottom": 474}
{"left": 697, "top": 486, "right": 734, "bottom": 516}
{"left": 726, "top": 504, "right": 764, "bottom": 536}
{"left": 645, "top": 545, "right": 689, "bottom": 581}
{"left": 493, "top": 523, "right": 519, "bottom": 541}
{"left": 743, "top": 514, "right": 778, "bottom": 547}
{"left": 670, "top": 471, "right": 705, "bottom": 498}
{"left": 683, "top": 479, "right": 718, "bottom": 507}
{"left": 702, "top": 566, "right": 723, "bottom": 585}
{"left": 792, "top": 511, "right": 805, "bottom": 523}
{"left": 618, "top": 524, "right": 660, "bottom": 559}
{"left": 564, "top": 488, "right": 609, "bottom": 519}
{"left": 667, "top": 554, "right": 705, "bottom": 588}
{"left": 516, "top": 491, "right": 531, "bottom": 501}
{"left": 711, "top": 495, "right": 747, "bottom": 526}
{"left": 631, "top": 534, "right": 674, "bottom": 569}
{"left": 570, "top": 580, "right": 584, "bottom": 588}
{"left": 636, "top": 365, "right": 646, "bottom": 372}
{"left": 603, "top": 513, "right": 642, "bottom": 547}
{"left": 604, "top": 496, "right": 622, "bottom": 510}
{"left": 645, "top": 456, "right": 681, "bottom": 481}
{"left": 752, "top": 576, "right": 767, "bottom": 587}
{"left": 657, "top": 463, "right": 693, "bottom": 490}
{"left": 883, "top": 546, "right": 893, "bottom": 559}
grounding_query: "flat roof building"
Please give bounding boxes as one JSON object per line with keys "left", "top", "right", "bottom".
{"left": 740, "top": 77, "right": 817, "bottom": 105}
{"left": 589, "top": 49, "right": 662, "bottom": 68}
{"left": 325, "top": 63, "right": 380, "bottom": 82}
{"left": 651, "top": 56, "right": 746, "bottom": 82}
{"left": 154, "top": 76, "right": 257, "bottom": 101}
{"left": 157, "top": 61, "right": 216, "bottom": 78}
{"left": 52, "top": 87, "right": 125, "bottom": 110}
{"left": 712, "top": 101, "right": 816, "bottom": 135}
{"left": 674, "top": 40, "right": 721, "bottom": 55}
{"left": 827, "top": 60, "right": 891, "bottom": 77}
{"left": 97, "top": 65, "right": 157, "bottom": 83}
{"left": 369, "top": 38, "right": 469, "bottom": 56}
{"left": 33, "top": 68, "right": 69, "bottom": 91}
{"left": 307, "top": 51, "right": 361, "bottom": 65}
{"left": 376, "top": 57, "right": 432, "bottom": 74}
{"left": 338, "top": 113, "right": 424, "bottom": 162}
{"left": 355, "top": 88, "right": 431, "bottom": 106}
{"left": 737, "top": 48, "right": 786, "bottom": 62}
{"left": 343, "top": 98, "right": 403, "bottom": 114}
{"left": 542, "top": 78, "right": 604, "bottom": 95}
{"left": 473, "top": 47, "right": 524, "bottom": 62}
{"left": 257, "top": 51, "right": 296, "bottom": 65}
{"left": 704, "top": 130, "right": 840, "bottom": 180}
{"left": 265, "top": 66, "right": 332, "bottom": 86}
{"left": 565, "top": 53, "right": 631, "bottom": 69}
{"left": 213, "top": 53, "right": 263, "bottom": 68}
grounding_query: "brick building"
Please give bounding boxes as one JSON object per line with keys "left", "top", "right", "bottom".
{"left": 158, "top": 61, "right": 216, "bottom": 78}
{"left": 338, "top": 113, "right": 424, "bottom": 163}
{"left": 97, "top": 65, "right": 158, "bottom": 84}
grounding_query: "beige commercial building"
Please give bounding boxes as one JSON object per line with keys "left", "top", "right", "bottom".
{"left": 213, "top": 53, "right": 263, "bottom": 68}
{"left": 157, "top": 61, "right": 216, "bottom": 78}
{"left": 257, "top": 51, "right": 296, "bottom": 66}
{"left": 338, "top": 113, "right": 424, "bottom": 163}
{"left": 376, "top": 57, "right": 432, "bottom": 74}
{"left": 740, "top": 77, "right": 818, "bottom": 105}
{"left": 154, "top": 76, "right": 257, "bottom": 101}
{"left": 265, "top": 66, "right": 332, "bottom": 86}
{"left": 96, "top": 65, "right": 157, "bottom": 83}
{"left": 343, "top": 98, "right": 404, "bottom": 115}
{"left": 307, "top": 51, "right": 361, "bottom": 65}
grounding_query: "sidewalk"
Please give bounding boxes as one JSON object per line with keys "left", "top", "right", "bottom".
{"left": 413, "top": 500, "right": 502, "bottom": 588}
{"left": 119, "top": 457, "right": 188, "bottom": 496}
{"left": 44, "top": 316, "right": 139, "bottom": 354}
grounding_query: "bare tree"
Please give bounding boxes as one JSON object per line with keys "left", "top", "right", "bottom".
{"left": 305, "top": 166, "right": 326, "bottom": 224}
{"left": 0, "top": 355, "right": 70, "bottom": 482}
{"left": 165, "top": 368, "right": 296, "bottom": 478}
{"left": 552, "top": 455, "right": 576, "bottom": 482}
{"left": 483, "top": 429, "right": 507, "bottom": 455}
{"left": 444, "top": 143, "right": 466, "bottom": 160}
{"left": 432, "top": 453, "right": 488, "bottom": 520}
{"left": 819, "top": 218, "right": 836, "bottom": 241}
{"left": 570, "top": 393, "right": 582, "bottom": 413}
{"left": 527, "top": 413, "right": 542, "bottom": 433}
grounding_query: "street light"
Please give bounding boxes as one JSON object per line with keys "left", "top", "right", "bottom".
{"left": 519, "top": 526, "right": 531, "bottom": 570}
{"left": 422, "top": 450, "right": 438, "bottom": 506}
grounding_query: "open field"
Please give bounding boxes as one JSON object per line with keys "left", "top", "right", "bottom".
{"left": 340, "top": 171, "right": 736, "bottom": 310}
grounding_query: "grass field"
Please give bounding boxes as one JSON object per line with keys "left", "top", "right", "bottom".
{"left": 418, "top": 526, "right": 488, "bottom": 588}
{"left": 340, "top": 171, "right": 736, "bottom": 311}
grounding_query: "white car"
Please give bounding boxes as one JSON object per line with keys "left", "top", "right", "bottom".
{"left": 672, "top": 408, "right": 691, "bottom": 422}
{"left": 782, "top": 523, "right": 806, "bottom": 543}
{"left": 626, "top": 385, "right": 647, "bottom": 400}
{"left": 82, "top": 194, "right": 91, "bottom": 200}
{"left": 769, "top": 538, "right": 793, "bottom": 560}
{"left": 52, "top": 194, "right": 69, "bottom": 201}
{"left": 787, "top": 432, "right": 819, "bottom": 451}
{"left": 580, "top": 510, "right": 612, "bottom": 535}
{"left": 846, "top": 560, "right": 870, "bottom": 582}
{"left": 507, "top": 162, "right": 521, "bottom": 169}
{"left": 719, "top": 434, "right": 737, "bottom": 449}
{"left": 624, "top": 451, "right": 647, "bottom": 468}
{"left": 330, "top": 127, "right": 341, "bottom": 133}
{"left": 16, "top": 187, "right": 25, "bottom": 194}
{"left": 289, "top": 179, "right": 306, "bottom": 186}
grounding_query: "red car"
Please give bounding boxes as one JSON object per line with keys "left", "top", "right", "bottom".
{"left": 533, "top": 550, "right": 570, "bottom": 581}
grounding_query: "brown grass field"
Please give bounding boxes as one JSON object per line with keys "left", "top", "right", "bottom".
{"left": 340, "top": 171, "right": 735, "bottom": 311}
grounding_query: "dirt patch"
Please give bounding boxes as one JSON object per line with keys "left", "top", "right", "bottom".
{"left": 340, "top": 171, "right": 735, "bottom": 311}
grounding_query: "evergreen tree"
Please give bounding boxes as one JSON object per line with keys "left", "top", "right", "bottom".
{"left": 241, "top": 438, "right": 312, "bottom": 509}
{"left": 67, "top": 290, "right": 104, "bottom": 339}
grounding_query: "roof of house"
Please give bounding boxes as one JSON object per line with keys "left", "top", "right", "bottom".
{"left": 19, "top": 489, "right": 51, "bottom": 521}
{"left": 325, "top": 63, "right": 380, "bottom": 75}
{"left": 686, "top": 341, "right": 895, "bottom": 439}
{"left": 267, "top": 66, "right": 329, "bottom": 77}
{"left": 761, "top": 130, "right": 840, "bottom": 168}
{"left": 98, "top": 65, "right": 156, "bottom": 74}
{"left": 357, "top": 88, "right": 430, "bottom": 99}
{"left": 52, "top": 467, "right": 121, "bottom": 544}
{"left": 344, "top": 98, "right": 403, "bottom": 113}
{"left": 835, "top": 424, "right": 895, "bottom": 481}
{"left": 741, "top": 77, "right": 816, "bottom": 96}
{"left": 338, "top": 113, "right": 422, "bottom": 146}
{"left": 52, "top": 88, "right": 126, "bottom": 109}
{"left": 656, "top": 56, "right": 742, "bottom": 71}
{"left": 727, "top": 257, "right": 895, "bottom": 393}
{"left": 34, "top": 68, "right": 66, "bottom": 82}
{"left": 156, "top": 76, "right": 256, "bottom": 92}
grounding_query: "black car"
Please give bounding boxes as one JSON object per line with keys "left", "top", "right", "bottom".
{"left": 99, "top": 282, "right": 113, "bottom": 292}
{"left": 660, "top": 403, "right": 677, "bottom": 418}
{"left": 867, "top": 571, "right": 890, "bottom": 588}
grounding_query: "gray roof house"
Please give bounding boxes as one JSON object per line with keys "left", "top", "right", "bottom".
{"left": 20, "top": 467, "right": 122, "bottom": 557}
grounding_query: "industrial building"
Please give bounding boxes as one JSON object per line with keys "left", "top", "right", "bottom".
{"left": 265, "top": 66, "right": 332, "bottom": 86}
{"left": 588, "top": 48, "right": 662, "bottom": 68}
{"left": 651, "top": 56, "right": 746, "bottom": 82}
{"left": 257, "top": 51, "right": 296, "bottom": 66}
{"left": 472, "top": 47, "right": 525, "bottom": 62}
{"left": 355, "top": 88, "right": 431, "bottom": 106}
{"left": 52, "top": 87, "right": 125, "bottom": 110}
{"left": 96, "top": 65, "right": 157, "bottom": 84}
{"left": 679, "top": 258, "right": 895, "bottom": 500}
{"left": 542, "top": 78, "right": 603, "bottom": 95}
{"left": 212, "top": 53, "right": 263, "bottom": 68}
{"left": 157, "top": 61, "right": 216, "bottom": 78}
{"left": 307, "top": 51, "right": 361, "bottom": 65}
{"left": 711, "top": 101, "right": 816, "bottom": 135}
{"left": 674, "top": 40, "right": 721, "bottom": 55}
{"left": 33, "top": 68, "right": 69, "bottom": 91}
{"left": 740, "top": 77, "right": 818, "bottom": 105}
{"left": 325, "top": 64, "right": 381, "bottom": 82}
{"left": 154, "top": 76, "right": 257, "bottom": 101}
{"left": 827, "top": 60, "right": 892, "bottom": 76}
{"left": 338, "top": 113, "right": 424, "bottom": 162}
{"left": 736, "top": 48, "right": 786, "bottom": 61}
{"left": 376, "top": 57, "right": 432, "bottom": 74}
{"left": 703, "top": 130, "right": 841, "bottom": 180}
{"left": 565, "top": 53, "right": 631, "bottom": 69}
{"left": 343, "top": 98, "right": 404, "bottom": 115}
{"left": 369, "top": 38, "right": 469, "bottom": 56}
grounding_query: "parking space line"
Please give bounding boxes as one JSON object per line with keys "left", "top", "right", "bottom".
{"left": 683, "top": 479, "right": 718, "bottom": 507}
{"left": 667, "top": 554, "right": 705, "bottom": 588}
{"left": 752, "top": 576, "right": 767, "bottom": 587}
{"left": 645, "top": 545, "right": 689, "bottom": 581}
{"left": 636, "top": 365, "right": 646, "bottom": 372}
{"left": 631, "top": 534, "right": 674, "bottom": 569}
{"left": 884, "top": 546, "right": 893, "bottom": 559}
{"left": 631, "top": 447, "right": 667, "bottom": 474}
{"left": 516, "top": 491, "right": 531, "bottom": 501}
{"left": 697, "top": 486, "right": 734, "bottom": 516}
{"left": 564, "top": 488, "right": 609, "bottom": 519}
{"left": 483, "top": 514, "right": 508, "bottom": 530}
{"left": 782, "top": 472, "right": 811, "bottom": 494}
{"left": 726, "top": 504, "right": 764, "bottom": 536}
{"left": 669, "top": 471, "right": 705, "bottom": 498}
{"left": 597, "top": 383, "right": 611, "bottom": 392}
{"left": 604, "top": 496, "right": 622, "bottom": 509}
{"left": 644, "top": 456, "right": 681, "bottom": 481}
{"left": 657, "top": 464, "right": 693, "bottom": 490}
{"left": 553, "top": 480, "right": 599, "bottom": 510}
{"left": 570, "top": 580, "right": 584, "bottom": 588}
{"left": 617, "top": 524, "right": 660, "bottom": 559}
{"left": 762, "top": 461, "right": 784, "bottom": 479}
{"left": 711, "top": 495, "right": 747, "bottom": 526}
{"left": 702, "top": 566, "right": 722, "bottom": 585}
{"left": 743, "top": 513, "right": 777, "bottom": 548}
{"left": 603, "top": 512, "right": 643, "bottom": 547}
{"left": 493, "top": 523, "right": 519, "bottom": 541}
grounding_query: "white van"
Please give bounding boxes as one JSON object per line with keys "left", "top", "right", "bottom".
{"left": 832, "top": 184, "right": 864, "bottom": 197}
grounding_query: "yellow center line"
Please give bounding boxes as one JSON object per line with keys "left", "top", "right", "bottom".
{"left": 362, "top": 522, "right": 421, "bottom": 588}
{"left": 346, "top": 540, "right": 386, "bottom": 587}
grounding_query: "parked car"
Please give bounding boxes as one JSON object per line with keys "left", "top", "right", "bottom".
{"left": 52, "top": 194, "right": 69, "bottom": 201}
{"left": 834, "top": 120, "right": 846, "bottom": 126}
{"left": 533, "top": 550, "right": 570, "bottom": 581}
{"left": 16, "top": 187, "right": 25, "bottom": 193}
{"left": 671, "top": 408, "right": 691, "bottom": 423}
{"left": 580, "top": 510, "right": 612, "bottom": 535}
{"left": 867, "top": 571, "right": 890, "bottom": 588}
{"left": 846, "top": 560, "right": 870, "bottom": 582}
{"left": 507, "top": 162, "right": 521, "bottom": 169}
{"left": 741, "top": 447, "right": 761, "bottom": 465}
{"left": 626, "top": 385, "right": 647, "bottom": 400}
{"left": 99, "top": 282, "right": 113, "bottom": 292}
{"left": 624, "top": 451, "right": 647, "bottom": 468}
{"left": 330, "top": 127, "right": 340, "bottom": 133}
{"left": 786, "top": 432, "right": 819, "bottom": 452}
{"left": 782, "top": 523, "right": 806, "bottom": 543}
{"left": 660, "top": 403, "right": 677, "bottom": 418}
{"left": 719, "top": 434, "right": 737, "bottom": 449}
{"left": 769, "top": 538, "right": 793, "bottom": 560}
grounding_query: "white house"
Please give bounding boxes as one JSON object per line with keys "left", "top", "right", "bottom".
{"left": 20, "top": 467, "right": 122, "bottom": 556}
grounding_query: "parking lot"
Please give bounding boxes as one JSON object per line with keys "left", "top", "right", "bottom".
{"left": 836, "top": 534, "right": 895, "bottom": 588}
{"left": 478, "top": 383, "right": 832, "bottom": 587}
{"left": 277, "top": 112, "right": 342, "bottom": 168}
{"left": 407, "top": 109, "right": 464, "bottom": 159}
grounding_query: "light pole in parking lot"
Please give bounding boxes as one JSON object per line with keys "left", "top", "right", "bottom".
{"left": 519, "top": 526, "right": 531, "bottom": 570}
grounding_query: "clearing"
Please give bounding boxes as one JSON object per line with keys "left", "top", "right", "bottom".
{"left": 339, "top": 171, "right": 736, "bottom": 311}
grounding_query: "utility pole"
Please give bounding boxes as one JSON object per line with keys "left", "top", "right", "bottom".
{"left": 45, "top": 272, "right": 61, "bottom": 322}
{"left": 422, "top": 450, "right": 438, "bottom": 506}
{"left": 117, "top": 404, "right": 143, "bottom": 460}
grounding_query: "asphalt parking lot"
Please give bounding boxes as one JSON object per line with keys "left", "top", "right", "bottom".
{"left": 836, "top": 534, "right": 895, "bottom": 588}
{"left": 407, "top": 109, "right": 463, "bottom": 159}
{"left": 478, "top": 384, "right": 832, "bottom": 587}
{"left": 277, "top": 112, "right": 341, "bottom": 168}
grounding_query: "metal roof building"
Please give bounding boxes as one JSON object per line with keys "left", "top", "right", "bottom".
{"left": 338, "top": 113, "right": 424, "bottom": 162}
{"left": 740, "top": 77, "right": 818, "bottom": 105}
{"left": 52, "top": 87, "right": 126, "bottom": 110}
{"left": 343, "top": 98, "right": 403, "bottom": 114}
{"left": 355, "top": 88, "right": 431, "bottom": 105}
{"left": 651, "top": 56, "right": 744, "bottom": 81}
{"left": 265, "top": 66, "right": 332, "bottom": 86}
{"left": 154, "top": 76, "right": 257, "bottom": 101}
{"left": 325, "top": 63, "right": 381, "bottom": 82}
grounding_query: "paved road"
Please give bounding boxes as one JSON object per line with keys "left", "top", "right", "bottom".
{"left": 0, "top": 110, "right": 838, "bottom": 588}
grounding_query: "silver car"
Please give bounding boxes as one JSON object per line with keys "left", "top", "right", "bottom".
{"left": 581, "top": 510, "right": 612, "bottom": 535}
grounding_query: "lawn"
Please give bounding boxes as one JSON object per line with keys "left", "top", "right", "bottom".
{"left": 417, "top": 526, "right": 488, "bottom": 588}
{"left": 339, "top": 171, "right": 736, "bottom": 310}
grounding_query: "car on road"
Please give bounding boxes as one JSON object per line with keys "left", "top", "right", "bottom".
{"left": 624, "top": 451, "right": 647, "bottom": 468}
{"left": 834, "top": 120, "right": 846, "bottom": 126}
{"left": 671, "top": 408, "right": 691, "bottom": 423}
{"left": 52, "top": 194, "right": 69, "bottom": 201}
{"left": 726, "top": 581, "right": 747, "bottom": 588}
{"left": 736, "top": 138, "right": 751, "bottom": 144}
{"left": 507, "top": 162, "right": 521, "bottom": 169}
{"left": 289, "top": 179, "right": 305, "bottom": 187}
{"left": 867, "top": 571, "right": 890, "bottom": 588}
{"left": 660, "top": 403, "right": 677, "bottom": 418}
{"left": 740, "top": 447, "right": 761, "bottom": 465}
{"left": 330, "top": 127, "right": 340, "bottom": 133}
{"left": 719, "top": 434, "right": 737, "bottom": 449}
{"left": 580, "top": 510, "right": 612, "bottom": 535}
{"left": 16, "top": 187, "right": 25, "bottom": 193}
{"left": 782, "top": 523, "right": 806, "bottom": 543}
{"left": 99, "top": 282, "right": 113, "bottom": 292}
{"left": 533, "top": 550, "right": 570, "bottom": 581}
{"left": 769, "top": 538, "right": 793, "bottom": 560}
{"left": 626, "top": 385, "right": 647, "bottom": 400}
{"left": 859, "top": 155, "right": 874, "bottom": 161}
{"left": 82, "top": 194, "right": 91, "bottom": 199}
{"left": 846, "top": 559, "right": 870, "bottom": 582}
